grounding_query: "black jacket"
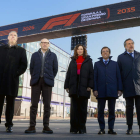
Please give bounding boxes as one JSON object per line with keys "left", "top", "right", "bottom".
{"left": 0, "top": 45, "right": 27, "bottom": 97}
{"left": 64, "top": 55, "right": 94, "bottom": 99}
{"left": 30, "top": 49, "right": 58, "bottom": 87}
{"left": 117, "top": 50, "right": 140, "bottom": 98}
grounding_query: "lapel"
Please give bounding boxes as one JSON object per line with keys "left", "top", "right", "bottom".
{"left": 45, "top": 49, "right": 51, "bottom": 60}
{"left": 38, "top": 49, "right": 51, "bottom": 62}
{"left": 100, "top": 58, "right": 105, "bottom": 66}
{"left": 82, "top": 55, "right": 90, "bottom": 64}
{"left": 123, "top": 50, "right": 140, "bottom": 63}
{"left": 123, "top": 51, "right": 133, "bottom": 62}
{"left": 134, "top": 50, "right": 140, "bottom": 62}
{"left": 4, "top": 45, "right": 9, "bottom": 49}
{"left": 98, "top": 56, "right": 112, "bottom": 66}
{"left": 38, "top": 51, "right": 42, "bottom": 62}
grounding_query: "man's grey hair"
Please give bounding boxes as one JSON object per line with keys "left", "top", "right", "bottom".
{"left": 40, "top": 38, "right": 50, "bottom": 44}
{"left": 124, "top": 38, "right": 134, "bottom": 47}
{"left": 8, "top": 31, "right": 18, "bottom": 37}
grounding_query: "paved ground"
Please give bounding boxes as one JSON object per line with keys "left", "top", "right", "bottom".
{"left": 0, "top": 118, "right": 140, "bottom": 140}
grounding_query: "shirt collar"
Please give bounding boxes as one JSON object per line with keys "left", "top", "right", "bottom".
{"left": 41, "top": 49, "right": 45, "bottom": 54}
{"left": 8, "top": 44, "right": 18, "bottom": 48}
{"left": 103, "top": 58, "right": 109, "bottom": 62}
{"left": 98, "top": 56, "right": 112, "bottom": 60}
{"left": 127, "top": 51, "right": 134, "bottom": 54}
{"left": 39, "top": 48, "right": 49, "bottom": 54}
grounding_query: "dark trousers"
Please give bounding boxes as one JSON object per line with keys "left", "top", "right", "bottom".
{"left": 125, "top": 96, "right": 140, "bottom": 126}
{"left": 30, "top": 77, "right": 52, "bottom": 127}
{"left": 98, "top": 98, "right": 116, "bottom": 130}
{"left": 0, "top": 95, "right": 15, "bottom": 127}
{"left": 70, "top": 96, "right": 88, "bottom": 133}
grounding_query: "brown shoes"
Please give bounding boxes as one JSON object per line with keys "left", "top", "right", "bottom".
{"left": 25, "top": 126, "right": 36, "bottom": 133}
{"left": 42, "top": 126, "right": 53, "bottom": 134}
{"left": 25, "top": 126, "right": 53, "bottom": 134}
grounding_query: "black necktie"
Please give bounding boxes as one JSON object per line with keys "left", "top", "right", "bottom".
{"left": 129, "top": 53, "right": 133, "bottom": 58}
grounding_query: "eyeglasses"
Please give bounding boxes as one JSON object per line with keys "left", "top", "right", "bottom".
{"left": 41, "top": 42, "right": 49, "bottom": 44}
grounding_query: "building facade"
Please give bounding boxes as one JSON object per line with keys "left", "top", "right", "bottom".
{"left": 13, "top": 41, "right": 71, "bottom": 117}
{"left": 13, "top": 41, "right": 97, "bottom": 117}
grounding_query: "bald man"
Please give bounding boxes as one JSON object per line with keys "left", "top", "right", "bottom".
{"left": 0, "top": 31, "right": 27, "bottom": 132}
{"left": 25, "top": 38, "right": 58, "bottom": 134}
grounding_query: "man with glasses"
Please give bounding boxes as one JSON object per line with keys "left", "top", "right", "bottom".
{"left": 117, "top": 38, "right": 140, "bottom": 135}
{"left": 25, "top": 38, "right": 58, "bottom": 134}
{"left": 93, "top": 47, "right": 122, "bottom": 135}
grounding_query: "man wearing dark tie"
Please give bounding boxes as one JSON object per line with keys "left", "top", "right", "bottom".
{"left": 94, "top": 47, "right": 123, "bottom": 135}
{"left": 117, "top": 38, "right": 140, "bottom": 135}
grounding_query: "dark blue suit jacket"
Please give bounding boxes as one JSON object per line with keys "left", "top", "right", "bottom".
{"left": 94, "top": 57, "right": 123, "bottom": 98}
{"left": 30, "top": 49, "right": 58, "bottom": 87}
{"left": 117, "top": 50, "right": 140, "bottom": 98}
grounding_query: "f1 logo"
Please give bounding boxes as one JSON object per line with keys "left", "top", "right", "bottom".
{"left": 41, "top": 13, "right": 81, "bottom": 31}
{"left": 0, "top": 28, "right": 18, "bottom": 37}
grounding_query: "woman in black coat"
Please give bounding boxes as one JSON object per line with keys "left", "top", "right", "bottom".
{"left": 64, "top": 44, "right": 94, "bottom": 134}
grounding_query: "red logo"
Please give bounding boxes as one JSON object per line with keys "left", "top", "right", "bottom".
{"left": 23, "top": 25, "right": 35, "bottom": 31}
{"left": 0, "top": 28, "right": 18, "bottom": 37}
{"left": 41, "top": 13, "right": 81, "bottom": 31}
{"left": 106, "top": 8, "right": 110, "bottom": 19}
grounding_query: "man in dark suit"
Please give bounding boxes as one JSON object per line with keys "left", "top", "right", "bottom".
{"left": 0, "top": 31, "right": 27, "bottom": 132}
{"left": 94, "top": 47, "right": 123, "bottom": 135}
{"left": 25, "top": 38, "right": 58, "bottom": 134}
{"left": 117, "top": 38, "right": 140, "bottom": 135}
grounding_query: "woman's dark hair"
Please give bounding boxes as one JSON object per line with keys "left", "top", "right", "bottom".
{"left": 101, "top": 46, "right": 111, "bottom": 54}
{"left": 73, "top": 44, "right": 87, "bottom": 59}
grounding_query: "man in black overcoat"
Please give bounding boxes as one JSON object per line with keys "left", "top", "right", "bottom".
{"left": 117, "top": 38, "right": 140, "bottom": 135}
{"left": 0, "top": 31, "right": 27, "bottom": 132}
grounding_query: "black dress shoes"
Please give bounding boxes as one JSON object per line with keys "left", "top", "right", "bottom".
{"left": 79, "top": 130, "right": 85, "bottom": 134}
{"left": 6, "top": 126, "right": 13, "bottom": 133}
{"left": 98, "top": 129, "right": 105, "bottom": 134}
{"left": 108, "top": 129, "right": 117, "bottom": 135}
{"left": 70, "top": 129, "right": 78, "bottom": 134}
{"left": 71, "top": 131, "right": 77, "bottom": 134}
{"left": 126, "top": 129, "right": 133, "bottom": 135}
